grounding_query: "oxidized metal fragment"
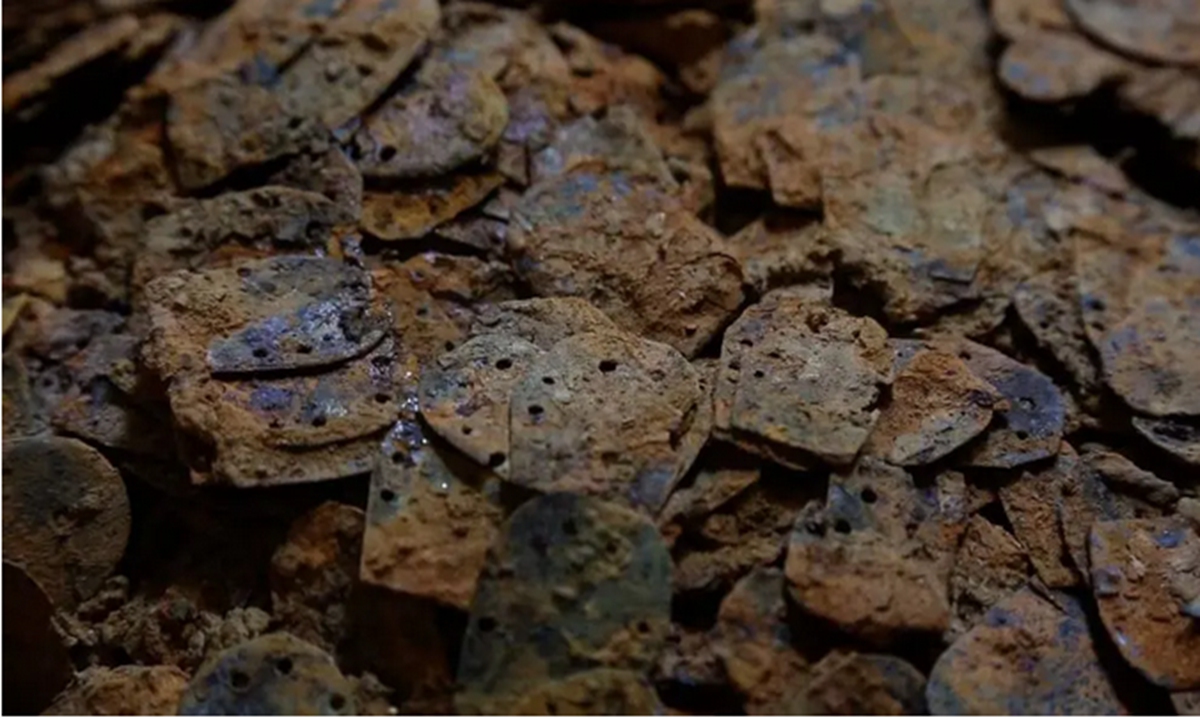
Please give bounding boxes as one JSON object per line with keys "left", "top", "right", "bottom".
{"left": 785, "top": 651, "right": 927, "bottom": 715}
{"left": 784, "top": 458, "right": 957, "bottom": 643}
{"left": 714, "top": 567, "right": 809, "bottom": 714}
{"left": 864, "top": 349, "right": 1005, "bottom": 466}
{"left": 178, "top": 633, "right": 356, "bottom": 715}
{"left": 1063, "top": 0, "right": 1200, "bottom": 68}
{"left": 717, "top": 290, "right": 892, "bottom": 467}
{"left": 456, "top": 493, "right": 672, "bottom": 714}
{"left": 270, "top": 502, "right": 365, "bottom": 652}
{"left": 468, "top": 297, "right": 620, "bottom": 350}
{"left": 45, "top": 665, "right": 189, "bottom": 716}
{"left": 999, "top": 450, "right": 1084, "bottom": 588}
{"left": 508, "top": 169, "right": 744, "bottom": 358}
{"left": 927, "top": 589, "right": 1129, "bottom": 714}
{"left": 508, "top": 332, "right": 707, "bottom": 512}
{"left": 359, "top": 421, "right": 504, "bottom": 610}
{"left": 2, "top": 436, "right": 131, "bottom": 609}
{"left": 145, "top": 256, "right": 386, "bottom": 377}
{"left": 418, "top": 333, "right": 543, "bottom": 476}
{"left": 1089, "top": 518, "right": 1200, "bottom": 690}
{"left": 360, "top": 171, "right": 504, "bottom": 242}
{"left": 350, "top": 62, "right": 507, "bottom": 180}
{"left": 274, "top": 0, "right": 441, "bottom": 131}
{"left": 1133, "top": 415, "right": 1200, "bottom": 467}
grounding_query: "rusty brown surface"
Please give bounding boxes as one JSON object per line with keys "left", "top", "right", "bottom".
{"left": 1090, "top": 518, "right": 1200, "bottom": 690}
{"left": 927, "top": 589, "right": 1130, "bottom": 714}
{"left": 5, "top": 0, "right": 1200, "bottom": 714}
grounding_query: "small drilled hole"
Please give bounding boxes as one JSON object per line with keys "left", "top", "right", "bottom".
{"left": 380, "top": 146, "right": 397, "bottom": 161}
{"left": 1015, "top": 430, "right": 1029, "bottom": 440}
{"left": 462, "top": 426, "right": 473, "bottom": 435}
{"left": 495, "top": 358, "right": 512, "bottom": 370}
{"left": 374, "top": 393, "right": 391, "bottom": 403}
{"left": 542, "top": 377, "right": 555, "bottom": 385}
{"left": 753, "top": 370, "right": 765, "bottom": 378}
{"left": 861, "top": 488, "right": 878, "bottom": 504}
{"left": 252, "top": 348, "right": 269, "bottom": 359}
{"left": 528, "top": 405, "right": 544, "bottom": 416}
{"left": 380, "top": 489, "right": 396, "bottom": 503}
{"left": 488, "top": 452, "right": 506, "bottom": 468}
{"left": 444, "top": 341, "right": 455, "bottom": 352}
{"left": 834, "top": 520, "right": 851, "bottom": 534}
{"left": 330, "top": 694, "right": 347, "bottom": 712}
{"left": 599, "top": 360, "right": 617, "bottom": 373}
{"left": 636, "top": 621, "right": 650, "bottom": 634}
{"left": 229, "top": 670, "right": 250, "bottom": 689}
{"left": 297, "top": 344, "right": 312, "bottom": 355}
{"left": 390, "top": 452, "right": 404, "bottom": 464}
{"left": 276, "top": 658, "right": 293, "bottom": 675}
{"left": 312, "top": 416, "right": 327, "bottom": 427}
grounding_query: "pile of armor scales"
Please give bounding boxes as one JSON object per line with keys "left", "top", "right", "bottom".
{"left": 3, "top": 0, "right": 1199, "bottom": 715}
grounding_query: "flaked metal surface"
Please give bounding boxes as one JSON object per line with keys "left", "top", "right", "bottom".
{"left": 360, "top": 421, "right": 504, "bottom": 610}
{"left": 134, "top": 181, "right": 354, "bottom": 301}
{"left": 785, "top": 651, "right": 927, "bottom": 715}
{"left": 1089, "top": 518, "right": 1200, "bottom": 690}
{"left": 455, "top": 493, "right": 671, "bottom": 714}
{"left": 998, "top": 32, "right": 1130, "bottom": 103}
{"left": 948, "top": 515, "right": 1031, "bottom": 637}
{"left": 178, "top": 632, "right": 356, "bottom": 715}
{"left": 350, "top": 62, "right": 507, "bottom": 180}
{"left": 717, "top": 290, "right": 892, "bottom": 467}
{"left": 360, "top": 171, "right": 504, "bottom": 242}
{"left": 999, "top": 451, "right": 1084, "bottom": 589}
{"left": 165, "top": 73, "right": 328, "bottom": 191}
{"left": 164, "top": 337, "right": 398, "bottom": 486}
{"left": 418, "top": 333, "right": 543, "bottom": 476}
{"left": 713, "top": 567, "right": 809, "bottom": 714}
{"left": 1075, "top": 226, "right": 1200, "bottom": 418}
{"left": 508, "top": 332, "right": 707, "bottom": 512}
{"left": 1013, "top": 269, "right": 1103, "bottom": 394}
{"left": 468, "top": 297, "right": 620, "bottom": 351}
{"left": 784, "top": 458, "right": 959, "bottom": 643}
{"left": 897, "top": 339, "right": 1067, "bottom": 469}
{"left": 927, "top": 589, "right": 1128, "bottom": 714}
{"left": 45, "top": 665, "right": 189, "bottom": 716}
{"left": 864, "top": 349, "right": 1005, "bottom": 466}
{"left": 2, "top": 436, "right": 131, "bottom": 609}
{"left": 1132, "top": 416, "right": 1200, "bottom": 467}
{"left": 144, "top": 255, "right": 386, "bottom": 378}
{"left": 1081, "top": 444, "right": 1179, "bottom": 508}
{"left": 269, "top": 502, "right": 365, "bottom": 653}
{"left": 508, "top": 169, "right": 744, "bottom": 358}
{"left": 1063, "top": 0, "right": 1200, "bottom": 68}
{"left": 370, "top": 252, "right": 518, "bottom": 377}
{"left": 1058, "top": 443, "right": 1157, "bottom": 585}
{"left": 274, "top": 0, "right": 441, "bottom": 131}
{"left": 6, "top": 0, "right": 1200, "bottom": 714}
